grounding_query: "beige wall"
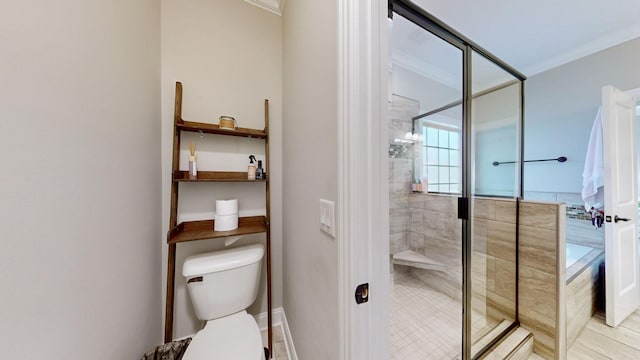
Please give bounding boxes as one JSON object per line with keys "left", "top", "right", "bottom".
{"left": 160, "top": 0, "right": 283, "bottom": 338}
{"left": 0, "top": 0, "right": 161, "bottom": 358}
{"left": 282, "top": 0, "right": 340, "bottom": 359}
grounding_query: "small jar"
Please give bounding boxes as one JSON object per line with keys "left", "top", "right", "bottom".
{"left": 219, "top": 116, "right": 236, "bottom": 130}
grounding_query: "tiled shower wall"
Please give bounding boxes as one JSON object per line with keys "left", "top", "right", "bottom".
{"left": 408, "top": 194, "right": 462, "bottom": 300}
{"left": 404, "top": 194, "right": 565, "bottom": 359}
{"left": 518, "top": 201, "right": 566, "bottom": 360}
{"left": 389, "top": 95, "right": 419, "bottom": 256}
{"left": 388, "top": 94, "right": 565, "bottom": 359}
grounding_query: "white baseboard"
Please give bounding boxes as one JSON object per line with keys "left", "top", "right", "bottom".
{"left": 254, "top": 307, "right": 298, "bottom": 360}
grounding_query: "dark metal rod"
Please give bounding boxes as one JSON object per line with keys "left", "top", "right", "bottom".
{"left": 492, "top": 156, "right": 567, "bottom": 166}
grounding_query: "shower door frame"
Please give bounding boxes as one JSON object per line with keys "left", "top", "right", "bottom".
{"left": 390, "top": 1, "right": 527, "bottom": 359}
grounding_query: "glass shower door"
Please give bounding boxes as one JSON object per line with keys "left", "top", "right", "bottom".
{"left": 390, "top": 1, "right": 525, "bottom": 358}
{"left": 388, "top": 12, "right": 465, "bottom": 360}
{"left": 468, "top": 50, "right": 523, "bottom": 357}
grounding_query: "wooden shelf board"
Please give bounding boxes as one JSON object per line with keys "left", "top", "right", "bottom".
{"left": 178, "top": 120, "right": 267, "bottom": 139}
{"left": 173, "top": 170, "right": 268, "bottom": 182}
{"left": 167, "top": 216, "right": 267, "bottom": 244}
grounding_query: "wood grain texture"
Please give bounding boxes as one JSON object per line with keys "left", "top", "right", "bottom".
{"left": 178, "top": 120, "right": 267, "bottom": 139}
{"left": 518, "top": 201, "right": 557, "bottom": 231}
{"left": 172, "top": 170, "right": 268, "bottom": 182}
{"left": 167, "top": 216, "right": 267, "bottom": 244}
{"left": 519, "top": 225, "right": 557, "bottom": 273}
{"left": 566, "top": 310, "right": 640, "bottom": 359}
{"left": 165, "top": 82, "right": 182, "bottom": 343}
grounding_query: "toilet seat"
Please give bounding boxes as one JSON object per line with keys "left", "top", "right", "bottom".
{"left": 182, "top": 310, "right": 265, "bottom": 360}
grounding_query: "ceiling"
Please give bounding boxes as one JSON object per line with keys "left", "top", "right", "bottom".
{"left": 411, "top": 0, "right": 640, "bottom": 76}
{"left": 247, "top": 0, "right": 640, "bottom": 78}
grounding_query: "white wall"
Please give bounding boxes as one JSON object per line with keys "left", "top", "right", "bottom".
{"left": 160, "top": 0, "right": 283, "bottom": 338}
{"left": 0, "top": 1, "right": 161, "bottom": 358}
{"left": 391, "top": 65, "right": 460, "bottom": 114}
{"left": 525, "top": 37, "right": 640, "bottom": 195}
{"left": 282, "top": 0, "right": 340, "bottom": 359}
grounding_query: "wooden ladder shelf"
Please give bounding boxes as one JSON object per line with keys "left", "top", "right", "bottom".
{"left": 164, "top": 82, "right": 273, "bottom": 356}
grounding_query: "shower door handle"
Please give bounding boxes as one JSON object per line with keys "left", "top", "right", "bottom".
{"left": 614, "top": 215, "right": 630, "bottom": 223}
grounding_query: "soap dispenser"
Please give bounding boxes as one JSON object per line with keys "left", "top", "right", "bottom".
{"left": 256, "top": 160, "right": 265, "bottom": 180}
{"left": 248, "top": 155, "right": 256, "bottom": 180}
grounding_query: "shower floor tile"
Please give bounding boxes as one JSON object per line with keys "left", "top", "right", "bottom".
{"left": 390, "top": 270, "right": 499, "bottom": 359}
{"left": 391, "top": 271, "right": 462, "bottom": 360}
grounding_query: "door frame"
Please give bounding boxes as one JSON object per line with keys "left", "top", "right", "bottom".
{"left": 337, "top": 0, "right": 389, "bottom": 359}
{"left": 337, "top": 0, "right": 526, "bottom": 358}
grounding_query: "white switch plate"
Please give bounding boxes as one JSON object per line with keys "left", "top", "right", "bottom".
{"left": 320, "top": 199, "right": 335, "bottom": 237}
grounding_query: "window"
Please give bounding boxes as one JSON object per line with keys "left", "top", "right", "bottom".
{"left": 423, "top": 125, "right": 461, "bottom": 193}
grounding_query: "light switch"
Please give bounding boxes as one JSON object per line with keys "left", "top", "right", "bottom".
{"left": 320, "top": 199, "right": 335, "bottom": 237}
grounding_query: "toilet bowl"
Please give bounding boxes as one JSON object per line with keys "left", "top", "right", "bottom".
{"left": 181, "top": 244, "right": 265, "bottom": 360}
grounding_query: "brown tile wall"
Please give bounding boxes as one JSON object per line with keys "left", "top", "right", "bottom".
{"left": 474, "top": 198, "right": 566, "bottom": 359}
{"left": 403, "top": 194, "right": 566, "bottom": 359}
{"left": 473, "top": 198, "right": 517, "bottom": 323}
{"left": 566, "top": 254, "right": 603, "bottom": 348}
{"left": 408, "top": 193, "right": 462, "bottom": 301}
{"left": 518, "top": 201, "right": 566, "bottom": 360}
{"left": 388, "top": 95, "right": 419, "bottom": 258}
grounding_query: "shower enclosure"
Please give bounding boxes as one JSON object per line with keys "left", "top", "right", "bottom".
{"left": 388, "top": 1, "right": 525, "bottom": 359}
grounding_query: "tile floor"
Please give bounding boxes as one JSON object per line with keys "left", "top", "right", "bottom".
{"left": 261, "top": 325, "right": 289, "bottom": 360}
{"left": 390, "top": 270, "right": 462, "bottom": 360}
{"left": 566, "top": 310, "right": 640, "bottom": 359}
{"left": 390, "top": 270, "right": 502, "bottom": 360}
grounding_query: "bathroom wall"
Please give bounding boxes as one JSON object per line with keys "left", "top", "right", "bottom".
{"left": 282, "top": 1, "right": 340, "bottom": 359}
{"left": 389, "top": 95, "right": 420, "bottom": 256}
{"left": 473, "top": 198, "right": 517, "bottom": 322}
{"left": 517, "top": 201, "right": 566, "bottom": 360}
{"left": 525, "top": 36, "right": 640, "bottom": 195}
{"left": 472, "top": 198, "right": 566, "bottom": 360}
{"left": 408, "top": 194, "right": 463, "bottom": 299}
{"left": 160, "top": 0, "right": 283, "bottom": 338}
{"left": 473, "top": 84, "right": 521, "bottom": 197}
{"left": 0, "top": 1, "right": 162, "bottom": 358}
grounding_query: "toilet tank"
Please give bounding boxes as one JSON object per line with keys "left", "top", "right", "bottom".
{"left": 183, "top": 244, "right": 264, "bottom": 321}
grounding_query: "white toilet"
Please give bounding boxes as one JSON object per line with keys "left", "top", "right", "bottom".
{"left": 181, "top": 244, "right": 265, "bottom": 360}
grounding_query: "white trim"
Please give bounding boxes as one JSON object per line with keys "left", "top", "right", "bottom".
{"left": 391, "top": 49, "right": 460, "bottom": 90}
{"left": 625, "top": 87, "right": 640, "bottom": 100}
{"left": 338, "top": 1, "right": 389, "bottom": 359}
{"left": 243, "top": 0, "right": 285, "bottom": 16}
{"left": 523, "top": 22, "right": 640, "bottom": 76}
{"left": 254, "top": 307, "right": 298, "bottom": 360}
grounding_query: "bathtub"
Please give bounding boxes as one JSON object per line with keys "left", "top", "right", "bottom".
{"left": 566, "top": 243, "right": 603, "bottom": 282}
{"left": 566, "top": 243, "right": 593, "bottom": 269}
{"left": 565, "top": 242, "right": 604, "bottom": 347}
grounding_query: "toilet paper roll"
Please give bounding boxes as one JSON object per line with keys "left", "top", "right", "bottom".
{"left": 216, "top": 199, "right": 238, "bottom": 216}
{"left": 214, "top": 214, "right": 238, "bottom": 231}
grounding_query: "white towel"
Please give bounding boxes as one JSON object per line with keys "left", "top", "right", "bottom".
{"left": 582, "top": 107, "right": 604, "bottom": 210}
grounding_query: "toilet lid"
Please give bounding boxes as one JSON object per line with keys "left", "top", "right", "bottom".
{"left": 182, "top": 311, "right": 264, "bottom": 360}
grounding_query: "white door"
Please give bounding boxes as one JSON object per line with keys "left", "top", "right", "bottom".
{"left": 603, "top": 85, "right": 640, "bottom": 327}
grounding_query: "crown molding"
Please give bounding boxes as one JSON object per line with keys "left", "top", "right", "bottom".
{"left": 243, "top": 0, "right": 284, "bottom": 16}
{"left": 391, "top": 48, "right": 460, "bottom": 90}
{"left": 523, "top": 22, "right": 640, "bottom": 76}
